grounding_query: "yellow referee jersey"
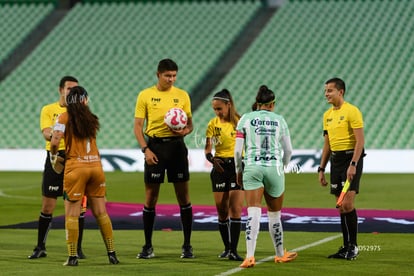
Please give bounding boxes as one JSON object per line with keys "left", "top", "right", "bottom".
{"left": 323, "top": 102, "right": 364, "bottom": 151}
{"left": 134, "top": 85, "right": 192, "bottom": 138}
{"left": 206, "top": 117, "right": 237, "bottom": 158}
{"left": 40, "top": 102, "right": 66, "bottom": 151}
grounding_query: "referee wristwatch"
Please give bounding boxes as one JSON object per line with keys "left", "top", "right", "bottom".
{"left": 141, "top": 146, "right": 148, "bottom": 153}
{"left": 350, "top": 161, "right": 357, "bottom": 167}
{"left": 317, "top": 166, "right": 325, "bottom": 173}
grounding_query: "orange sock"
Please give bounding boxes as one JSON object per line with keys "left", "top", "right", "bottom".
{"left": 65, "top": 216, "right": 79, "bottom": 256}
{"left": 96, "top": 213, "right": 115, "bottom": 252}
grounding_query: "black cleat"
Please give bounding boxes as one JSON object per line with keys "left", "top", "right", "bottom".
{"left": 136, "top": 245, "right": 155, "bottom": 259}
{"left": 181, "top": 245, "right": 194, "bottom": 259}
{"left": 28, "top": 247, "right": 47, "bottom": 259}
{"left": 218, "top": 249, "right": 230, "bottom": 258}
{"left": 63, "top": 256, "right": 78, "bottom": 266}
{"left": 228, "top": 251, "right": 244, "bottom": 261}
{"left": 328, "top": 246, "right": 348, "bottom": 259}
{"left": 108, "top": 251, "right": 120, "bottom": 264}
{"left": 346, "top": 244, "right": 359, "bottom": 260}
{"left": 77, "top": 248, "right": 86, "bottom": 259}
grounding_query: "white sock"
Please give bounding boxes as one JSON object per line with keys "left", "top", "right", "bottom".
{"left": 245, "top": 207, "right": 261, "bottom": 258}
{"left": 268, "top": 211, "right": 284, "bottom": 257}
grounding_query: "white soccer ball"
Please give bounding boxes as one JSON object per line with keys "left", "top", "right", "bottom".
{"left": 164, "top": 107, "right": 188, "bottom": 130}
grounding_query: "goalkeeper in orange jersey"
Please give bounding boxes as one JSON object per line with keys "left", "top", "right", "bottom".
{"left": 29, "top": 76, "right": 87, "bottom": 260}
{"left": 50, "top": 85, "right": 119, "bottom": 266}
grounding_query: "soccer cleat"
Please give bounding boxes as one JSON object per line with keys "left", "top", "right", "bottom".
{"left": 328, "top": 246, "right": 348, "bottom": 259}
{"left": 218, "top": 249, "right": 230, "bottom": 258}
{"left": 28, "top": 247, "right": 47, "bottom": 259}
{"left": 63, "top": 256, "right": 78, "bottom": 266}
{"left": 228, "top": 251, "right": 244, "bottom": 261}
{"left": 240, "top": 256, "right": 255, "bottom": 268}
{"left": 274, "top": 249, "right": 298, "bottom": 263}
{"left": 108, "top": 251, "right": 120, "bottom": 264}
{"left": 346, "top": 244, "right": 359, "bottom": 260}
{"left": 77, "top": 248, "right": 86, "bottom": 259}
{"left": 136, "top": 245, "right": 155, "bottom": 259}
{"left": 181, "top": 245, "right": 194, "bottom": 259}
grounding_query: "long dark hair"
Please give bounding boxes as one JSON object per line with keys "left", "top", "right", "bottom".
{"left": 252, "top": 85, "right": 275, "bottom": 108}
{"left": 212, "top": 88, "right": 240, "bottom": 127}
{"left": 66, "top": 86, "right": 99, "bottom": 139}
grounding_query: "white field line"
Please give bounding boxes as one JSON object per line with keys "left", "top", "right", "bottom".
{"left": 215, "top": 234, "right": 342, "bottom": 276}
{"left": 0, "top": 190, "right": 38, "bottom": 200}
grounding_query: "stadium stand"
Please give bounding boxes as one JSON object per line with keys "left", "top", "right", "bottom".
{"left": 0, "top": 0, "right": 413, "bottom": 150}
{"left": 189, "top": 0, "right": 414, "bottom": 149}
{"left": 0, "top": 0, "right": 262, "bottom": 148}
{"left": 0, "top": 2, "right": 53, "bottom": 64}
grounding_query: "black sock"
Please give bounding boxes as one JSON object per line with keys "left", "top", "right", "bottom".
{"left": 38, "top": 212, "right": 52, "bottom": 249}
{"left": 143, "top": 207, "right": 155, "bottom": 247}
{"left": 230, "top": 218, "right": 241, "bottom": 253}
{"left": 340, "top": 213, "right": 349, "bottom": 247}
{"left": 218, "top": 219, "right": 230, "bottom": 251}
{"left": 180, "top": 203, "right": 193, "bottom": 247}
{"left": 345, "top": 209, "right": 358, "bottom": 246}
{"left": 78, "top": 212, "right": 85, "bottom": 249}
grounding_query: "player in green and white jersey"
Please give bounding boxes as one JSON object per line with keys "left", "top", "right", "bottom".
{"left": 234, "top": 85, "right": 297, "bottom": 268}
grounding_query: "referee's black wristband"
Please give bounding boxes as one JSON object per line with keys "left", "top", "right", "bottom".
{"left": 317, "top": 166, "right": 325, "bottom": 173}
{"left": 206, "top": 153, "right": 214, "bottom": 164}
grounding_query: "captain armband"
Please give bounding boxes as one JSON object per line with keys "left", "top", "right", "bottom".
{"left": 53, "top": 123, "right": 66, "bottom": 133}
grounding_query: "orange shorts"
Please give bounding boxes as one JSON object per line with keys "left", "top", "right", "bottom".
{"left": 63, "top": 165, "right": 106, "bottom": 201}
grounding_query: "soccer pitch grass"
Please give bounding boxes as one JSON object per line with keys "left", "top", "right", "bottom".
{"left": 1, "top": 229, "right": 413, "bottom": 276}
{"left": 0, "top": 172, "right": 413, "bottom": 275}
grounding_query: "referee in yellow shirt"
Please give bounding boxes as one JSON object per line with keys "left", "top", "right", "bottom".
{"left": 134, "top": 59, "right": 194, "bottom": 259}
{"left": 204, "top": 89, "right": 244, "bottom": 261}
{"left": 318, "top": 77, "right": 365, "bottom": 261}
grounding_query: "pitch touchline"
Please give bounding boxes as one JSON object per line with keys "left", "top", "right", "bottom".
{"left": 215, "top": 234, "right": 342, "bottom": 276}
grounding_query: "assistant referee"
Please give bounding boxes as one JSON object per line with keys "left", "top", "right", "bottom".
{"left": 318, "top": 77, "right": 365, "bottom": 261}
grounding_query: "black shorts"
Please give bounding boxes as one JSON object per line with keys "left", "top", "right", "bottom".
{"left": 330, "top": 149, "right": 365, "bottom": 196}
{"left": 144, "top": 136, "right": 189, "bottom": 184}
{"left": 210, "top": 157, "right": 242, "bottom": 192}
{"left": 42, "top": 150, "right": 65, "bottom": 197}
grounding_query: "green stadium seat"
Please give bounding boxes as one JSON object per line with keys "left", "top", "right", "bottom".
{"left": 1, "top": 0, "right": 414, "bottom": 150}
{"left": 189, "top": 0, "right": 414, "bottom": 150}
{"left": 0, "top": 0, "right": 261, "bottom": 149}
{"left": 0, "top": 2, "right": 53, "bottom": 63}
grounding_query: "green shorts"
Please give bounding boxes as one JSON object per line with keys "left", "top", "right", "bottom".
{"left": 243, "top": 165, "right": 285, "bottom": 197}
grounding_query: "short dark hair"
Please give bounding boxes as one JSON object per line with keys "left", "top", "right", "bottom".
{"left": 325, "top": 77, "right": 346, "bottom": 94}
{"left": 59, "top": 76, "right": 78, "bottom": 88}
{"left": 157, "top": 59, "right": 178, "bottom": 73}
